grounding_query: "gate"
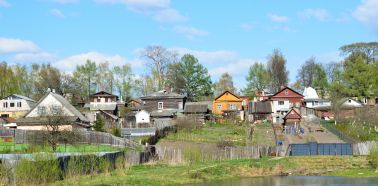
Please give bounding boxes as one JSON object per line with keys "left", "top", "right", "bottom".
{"left": 288, "top": 142, "right": 353, "bottom": 156}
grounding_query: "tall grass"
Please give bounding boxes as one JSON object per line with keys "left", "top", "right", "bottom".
{"left": 368, "top": 146, "right": 378, "bottom": 169}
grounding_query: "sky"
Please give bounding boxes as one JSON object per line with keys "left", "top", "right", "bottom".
{"left": 0, "top": 0, "right": 378, "bottom": 90}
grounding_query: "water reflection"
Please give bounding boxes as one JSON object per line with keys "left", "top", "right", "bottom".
{"left": 189, "top": 176, "right": 378, "bottom": 186}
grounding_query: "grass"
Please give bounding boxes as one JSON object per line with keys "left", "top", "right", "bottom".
{"left": 163, "top": 122, "right": 252, "bottom": 146}
{"left": 55, "top": 156, "right": 377, "bottom": 186}
{"left": 251, "top": 122, "right": 276, "bottom": 146}
{"left": 0, "top": 143, "right": 127, "bottom": 153}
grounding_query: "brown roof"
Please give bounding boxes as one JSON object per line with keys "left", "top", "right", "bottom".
{"left": 16, "top": 116, "right": 90, "bottom": 128}
{"left": 90, "top": 91, "right": 118, "bottom": 98}
{"left": 249, "top": 102, "right": 272, "bottom": 114}
{"left": 283, "top": 108, "right": 302, "bottom": 120}
{"left": 270, "top": 86, "right": 304, "bottom": 98}
{"left": 184, "top": 102, "right": 209, "bottom": 113}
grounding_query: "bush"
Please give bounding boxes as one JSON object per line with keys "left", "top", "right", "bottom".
{"left": 112, "top": 128, "right": 122, "bottom": 137}
{"left": 368, "top": 146, "right": 378, "bottom": 169}
{"left": 65, "top": 155, "right": 111, "bottom": 179}
{"left": 15, "top": 154, "right": 61, "bottom": 185}
{"left": 184, "top": 148, "right": 202, "bottom": 165}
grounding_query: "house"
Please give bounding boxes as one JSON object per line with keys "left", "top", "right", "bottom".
{"left": 339, "top": 98, "right": 363, "bottom": 109}
{"left": 16, "top": 90, "right": 90, "bottom": 131}
{"left": 302, "top": 87, "right": 331, "bottom": 109}
{"left": 253, "top": 90, "right": 272, "bottom": 102}
{"left": 140, "top": 90, "right": 186, "bottom": 112}
{"left": 283, "top": 108, "right": 302, "bottom": 127}
{"left": 248, "top": 101, "right": 273, "bottom": 122}
{"left": 87, "top": 91, "right": 118, "bottom": 116}
{"left": 126, "top": 98, "right": 142, "bottom": 111}
{"left": 270, "top": 86, "right": 304, "bottom": 123}
{"left": 124, "top": 110, "right": 150, "bottom": 128}
{"left": 183, "top": 101, "right": 211, "bottom": 123}
{"left": 0, "top": 94, "right": 36, "bottom": 119}
{"left": 212, "top": 91, "right": 243, "bottom": 116}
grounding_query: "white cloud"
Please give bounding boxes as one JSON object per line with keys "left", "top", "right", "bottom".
{"left": 0, "top": 38, "right": 39, "bottom": 53}
{"left": 173, "top": 26, "right": 208, "bottom": 39}
{"left": 240, "top": 23, "right": 254, "bottom": 31}
{"left": 13, "top": 52, "right": 56, "bottom": 62}
{"left": 50, "top": 9, "right": 65, "bottom": 18}
{"left": 353, "top": 0, "right": 378, "bottom": 31}
{"left": 153, "top": 8, "right": 187, "bottom": 22}
{"left": 51, "top": 0, "right": 78, "bottom": 4}
{"left": 170, "top": 48, "right": 238, "bottom": 64}
{"left": 208, "top": 58, "right": 257, "bottom": 77}
{"left": 299, "top": 8, "right": 329, "bottom": 21}
{"left": 268, "top": 13, "right": 289, "bottom": 23}
{"left": 0, "top": 0, "right": 9, "bottom": 7}
{"left": 53, "top": 51, "right": 143, "bottom": 72}
{"left": 95, "top": 0, "right": 186, "bottom": 22}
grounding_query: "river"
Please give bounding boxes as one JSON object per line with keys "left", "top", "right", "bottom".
{"left": 188, "top": 176, "right": 378, "bottom": 186}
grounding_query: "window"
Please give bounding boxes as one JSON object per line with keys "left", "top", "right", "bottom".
{"left": 278, "top": 101, "right": 284, "bottom": 105}
{"left": 10, "top": 103, "right": 15, "bottom": 107}
{"left": 229, "top": 104, "right": 236, "bottom": 110}
{"left": 217, "top": 104, "right": 222, "bottom": 110}
{"left": 348, "top": 99, "right": 352, "bottom": 103}
{"left": 158, "top": 102, "right": 164, "bottom": 110}
{"left": 17, "top": 102, "right": 22, "bottom": 107}
{"left": 314, "top": 101, "right": 318, "bottom": 106}
{"left": 284, "top": 90, "right": 289, "bottom": 95}
{"left": 2, "top": 102, "right": 7, "bottom": 108}
{"left": 296, "top": 102, "right": 300, "bottom": 107}
{"left": 97, "top": 98, "right": 101, "bottom": 102}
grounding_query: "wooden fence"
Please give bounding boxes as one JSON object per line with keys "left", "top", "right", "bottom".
{"left": 0, "top": 128, "right": 138, "bottom": 148}
{"left": 155, "top": 145, "right": 277, "bottom": 164}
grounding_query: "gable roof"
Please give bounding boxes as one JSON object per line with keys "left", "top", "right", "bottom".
{"left": 90, "top": 91, "right": 118, "bottom": 98}
{"left": 140, "top": 90, "right": 186, "bottom": 99}
{"left": 271, "top": 86, "right": 304, "bottom": 98}
{"left": 1, "top": 94, "right": 36, "bottom": 102}
{"left": 283, "top": 108, "right": 302, "bottom": 120}
{"left": 25, "top": 91, "right": 89, "bottom": 123}
{"left": 214, "top": 90, "right": 240, "bottom": 101}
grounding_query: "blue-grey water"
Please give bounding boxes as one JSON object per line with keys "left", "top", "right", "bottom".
{"left": 188, "top": 176, "right": 378, "bottom": 186}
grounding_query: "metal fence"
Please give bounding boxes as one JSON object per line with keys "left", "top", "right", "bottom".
{"left": 288, "top": 142, "right": 353, "bottom": 156}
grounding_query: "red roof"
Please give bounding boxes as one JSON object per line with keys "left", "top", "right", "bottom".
{"left": 270, "top": 86, "right": 304, "bottom": 99}
{"left": 284, "top": 108, "right": 302, "bottom": 120}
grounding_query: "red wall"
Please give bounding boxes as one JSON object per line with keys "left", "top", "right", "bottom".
{"left": 270, "top": 87, "right": 304, "bottom": 107}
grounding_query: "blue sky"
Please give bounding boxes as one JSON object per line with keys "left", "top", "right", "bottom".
{"left": 1, "top": 0, "right": 377, "bottom": 90}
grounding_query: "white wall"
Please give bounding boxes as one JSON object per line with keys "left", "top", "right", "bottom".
{"left": 342, "top": 99, "right": 362, "bottom": 108}
{"left": 136, "top": 110, "right": 150, "bottom": 124}
{"left": 0, "top": 98, "right": 32, "bottom": 112}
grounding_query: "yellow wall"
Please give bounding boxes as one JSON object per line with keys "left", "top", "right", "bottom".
{"left": 212, "top": 92, "right": 242, "bottom": 115}
{"left": 0, "top": 111, "right": 28, "bottom": 119}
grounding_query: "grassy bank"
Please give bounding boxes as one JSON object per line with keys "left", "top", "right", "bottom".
{"left": 56, "top": 156, "right": 377, "bottom": 186}
{"left": 0, "top": 143, "right": 126, "bottom": 153}
{"left": 163, "top": 122, "right": 275, "bottom": 147}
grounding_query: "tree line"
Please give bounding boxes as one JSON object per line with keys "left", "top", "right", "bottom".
{"left": 1, "top": 42, "right": 377, "bottom": 104}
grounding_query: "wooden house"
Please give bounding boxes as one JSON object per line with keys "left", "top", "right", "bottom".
{"left": 270, "top": 86, "right": 304, "bottom": 123}
{"left": 248, "top": 101, "right": 273, "bottom": 122}
{"left": 126, "top": 98, "right": 142, "bottom": 110}
{"left": 140, "top": 90, "right": 186, "bottom": 112}
{"left": 183, "top": 101, "right": 211, "bottom": 123}
{"left": 124, "top": 110, "right": 150, "bottom": 128}
{"left": 16, "top": 90, "right": 90, "bottom": 131}
{"left": 212, "top": 91, "right": 243, "bottom": 116}
{"left": 0, "top": 94, "right": 36, "bottom": 119}
{"left": 88, "top": 91, "right": 118, "bottom": 115}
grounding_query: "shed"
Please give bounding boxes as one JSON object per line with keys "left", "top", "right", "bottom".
{"left": 248, "top": 101, "right": 273, "bottom": 122}
{"left": 283, "top": 108, "right": 302, "bottom": 126}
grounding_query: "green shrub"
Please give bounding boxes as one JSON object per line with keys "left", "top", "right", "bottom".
{"left": 15, "top": 154, "right": 61, "bottom": 185}
{"left": 112, "top": 128, "right": 122, "bottom": 137}
{"left": 65, "top": 155, "right": 111, "bottom": 179}
{"left": 368, "top": 146, "right": 378, "bottom": 169}
{"left": 184, "top": 148, "right": 202, "bottom": 165}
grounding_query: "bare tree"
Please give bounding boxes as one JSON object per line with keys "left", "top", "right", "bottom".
{"left": 141, "top": 45, "right": 178, "bottom": 91}
{"left": 267, "top": 49, "right": 289, "bottom": 92}
{"left": 36, "top": 106, "right": 83, "bottom": 152}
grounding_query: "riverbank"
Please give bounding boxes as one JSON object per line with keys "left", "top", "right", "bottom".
{"left": 55, "top": 156, "right": 378, "bottom": 186}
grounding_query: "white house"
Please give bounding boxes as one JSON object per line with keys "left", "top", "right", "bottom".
{"left": 271, "top": 100, "right": 291, "bottom": 123}
{"left": 302, "top": 87, "right": 331, "bottom": 109}
{"left": 16, "top": 90, "right": 90, "bottom": 130}
{"left": 340, "top": 98, "right": 363, "bottom": 108}
{"left": 135, "top": 110, "right": 150, "bottom": 124}
{"left": 0, "top": 94, "right": 36, "bottom": 119}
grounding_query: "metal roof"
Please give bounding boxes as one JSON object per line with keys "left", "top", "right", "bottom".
{"left": 140, "top": 90, "right": 186, "bottom": 99}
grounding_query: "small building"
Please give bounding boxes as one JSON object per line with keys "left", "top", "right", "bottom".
{"left": 124, "top": 110, "right": 151, "bottom": 128}
{"left": 16, "top": 91, "right": 90, "bottom": 131}
{"left": 339, "top": 98, "right": 363, "bottom": 109}
{"left": 212, "top": 91, "right": 243, "bottom": 116}
{"left": 140, "top": 90, "right": 187, "bottom": 112}
{"left": 183, "top": 101, "right": 211, "bottom": 123}
{"left": 253, "top": 90, "right": 272, "bottom": 102}
{"left": 248, "top": 101, "right": 273, "bottom": 122}
{"left": 283, "top": 108, "right": 302, "bottom": 127}
{"left": 0, "top": 94, "right": 36, "bottom": 119}
{"left": 126, "top": 98, "right": 142, "bottom": 111}
{"left": 87, "top": 91, "right": 118, "bottom": 116}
